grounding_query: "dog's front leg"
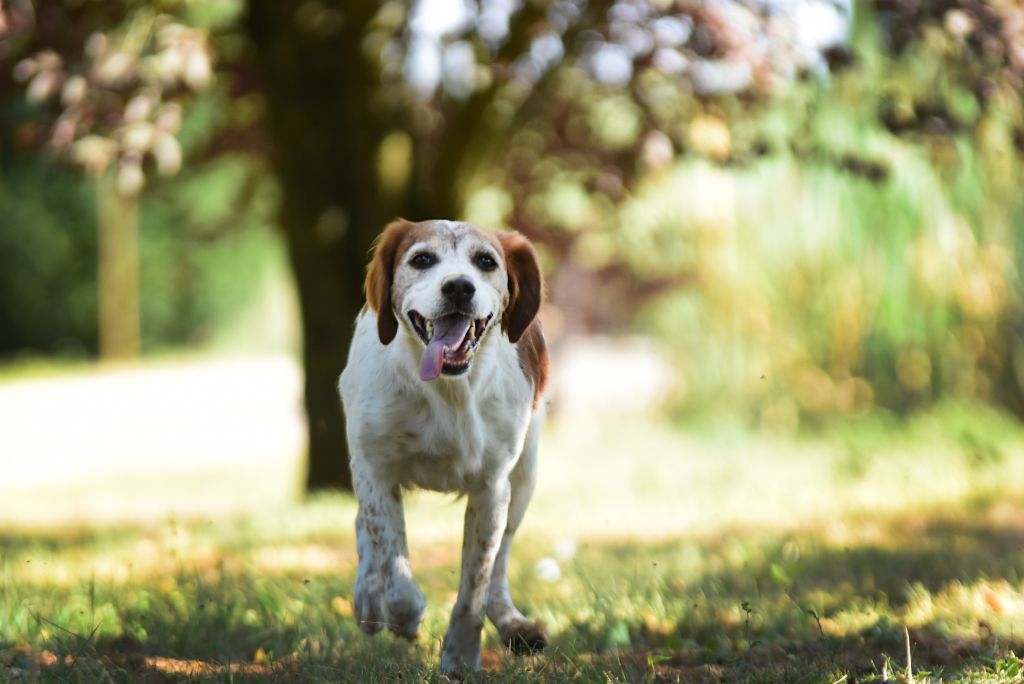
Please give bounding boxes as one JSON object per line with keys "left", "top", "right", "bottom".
{"left": 352, "top": 466, "right": 426, "bottom": 640}
{"left": 440, "top": 481, "right": 511, "bottom": 673}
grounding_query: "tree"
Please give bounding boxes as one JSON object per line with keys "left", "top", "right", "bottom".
{"left": 243, "top": 1, "right": 393, "bottom": 491}
{"left": 4, "top": 1, "right": 212, "bottom": 360}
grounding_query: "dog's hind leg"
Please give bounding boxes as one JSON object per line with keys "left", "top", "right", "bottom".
{"left": 486, "top": 413, "right": 548, "bottom": 655}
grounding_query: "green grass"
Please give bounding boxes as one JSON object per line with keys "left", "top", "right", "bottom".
{"left": 3, "top": 407, "right": 1024, "bottom": 682}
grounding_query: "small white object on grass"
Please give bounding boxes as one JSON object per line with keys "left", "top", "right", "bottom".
{"left": 534, "top": 557, "right": 561, "bottom": 583}
{"left": 554, "top": 537, "right": 579, "bottom": 561}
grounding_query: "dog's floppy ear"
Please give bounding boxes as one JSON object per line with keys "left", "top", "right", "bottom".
{"left": 365, "top": 219, "right": 413, "bottom": 345}
{"left": 497, "top": 231, "right": 543, "bottom": 344}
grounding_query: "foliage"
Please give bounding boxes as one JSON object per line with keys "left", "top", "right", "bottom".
{"left": 136, "top": 151, "right": 279, "bottom": 351}
{"left": 0, "top": 0, "right": 271, "bottom": 357}
{"left": 9, "top": 0, "right": 216, "bottom": 195}
{"left": 0, "top": 106, "right": 278, "bottom": 356}
{"left": 624, "top": 8, "right": 1024, "bottom": 425}
{"left": 0, "top": 139, "right": 98, "bottom": 356}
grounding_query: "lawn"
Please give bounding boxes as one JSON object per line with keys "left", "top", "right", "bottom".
{"left": 3, "top": 402, "right": 1024, "bottom": 682}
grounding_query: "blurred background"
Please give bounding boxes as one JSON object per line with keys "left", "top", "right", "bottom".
{"left": 3, "top": 0, "right": 1024, "bottom": 505}
{"left": 3, "top": 1, "right": 1024, "bottom": 679}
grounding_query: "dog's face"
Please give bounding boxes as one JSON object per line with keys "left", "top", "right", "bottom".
{"left": 365, "top": 219, "right": 541, "bottom": 381}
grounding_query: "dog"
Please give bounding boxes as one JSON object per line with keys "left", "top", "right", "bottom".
{"left": 338, "top": 218, "right": 550, "bottom": 673}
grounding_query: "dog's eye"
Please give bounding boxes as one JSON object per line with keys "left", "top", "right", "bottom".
{"left": 409, "top": 252, "right": 437, "bottom": 269}
{"left": 474, "top": 253, "right": 498, "bottom": 272}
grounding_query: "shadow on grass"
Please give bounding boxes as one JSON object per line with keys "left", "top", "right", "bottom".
{"left": 0, "top": 527, "right": 141, "bottom": 556}
{"left": 791, "top": 520, "right": 1024, "bottom": 603}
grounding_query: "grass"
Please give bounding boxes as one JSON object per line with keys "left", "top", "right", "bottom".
{"left": 3, "top": 404, "right": 1024, "bottom": 682}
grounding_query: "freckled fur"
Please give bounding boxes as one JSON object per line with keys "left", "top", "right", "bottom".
{"left": 339, "top": 219, "right": 549, "bottom": 673}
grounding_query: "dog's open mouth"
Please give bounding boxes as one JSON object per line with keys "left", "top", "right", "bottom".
{"left": 408, "top": 311, "right": 492, "bottom": 381}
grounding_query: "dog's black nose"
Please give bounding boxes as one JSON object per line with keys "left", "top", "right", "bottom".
{"left": 442, "top": 277, "right": 476, "bottom": 306}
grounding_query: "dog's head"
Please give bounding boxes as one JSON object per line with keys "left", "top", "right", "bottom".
{"left": 365, "top": 219, "right": 542, "bottom": 381}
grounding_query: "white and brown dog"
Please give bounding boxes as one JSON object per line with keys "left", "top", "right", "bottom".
{"left": 338, "top": 218, "right": 549, "bottom": 673}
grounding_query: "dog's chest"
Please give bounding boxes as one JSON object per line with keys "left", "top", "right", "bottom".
{"left": 375, "top": 388, "right": 528, "bottom": 492}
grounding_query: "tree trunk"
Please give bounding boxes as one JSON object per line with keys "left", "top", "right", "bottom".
{"left": 245, "top": 0, "right": 387, "bottom": 492}
{"left": 96, "top": 173, "right": 140, "bottom": 360}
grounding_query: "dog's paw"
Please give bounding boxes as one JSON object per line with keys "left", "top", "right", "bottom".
{"left": 501, "top": 619, "right": 548, "bottom": 655}
{"left": 439, "top": 625, "right": 483, "bottom": 674}
{"left": 383, "top": 575, "right": 426, "bottom": 640}
{"left": 354, "top": 578, "right": 386, "bottom": 635}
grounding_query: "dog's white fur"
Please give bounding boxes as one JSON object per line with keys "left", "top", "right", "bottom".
{"left": 338, "top": 219, "right": 548, "bottom": 672}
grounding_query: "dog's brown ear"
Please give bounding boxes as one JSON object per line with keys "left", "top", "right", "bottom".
{"left": 365, "top": 219, "right": 413, "bottom": 345}
{"left": 497, "top": 231, "right": 543, "bottom": 343}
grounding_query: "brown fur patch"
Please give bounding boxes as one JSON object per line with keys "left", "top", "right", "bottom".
{"left": 494, "top": 231, "right": 542, "bottom": 344}
{"left": 516, "top": 322, "right": 549, "bottom": 409}
{"left": 364, "top": 219, "right": 436, "bottom": 344}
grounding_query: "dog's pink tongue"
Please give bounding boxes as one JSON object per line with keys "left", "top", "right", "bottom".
{"left": 419, "top": 315, "right": 471, "bottom": 381}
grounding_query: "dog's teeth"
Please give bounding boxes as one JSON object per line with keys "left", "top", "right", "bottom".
{"left": 427, "top": 320, "right": 433, "bottom": 338}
